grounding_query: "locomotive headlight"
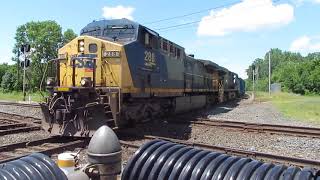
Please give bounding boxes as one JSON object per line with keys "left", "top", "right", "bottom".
{"left": 46, "top": 77, "right": 55, "bottom": 87}
{"left": 78, "top": 40, "right": 85, "bottom": 52}
{"left": 79, "top": 46, "right": 85, "bottom": 52}
{"left": 79, "top": 41, "right": 85, "bottom": 46}
{"left": 80, "top": 78, "right": 91, "bottom": 87}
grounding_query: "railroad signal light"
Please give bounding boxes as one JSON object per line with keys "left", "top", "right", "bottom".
{"left": 20, "top": 46, "right": 24, "bottom": 53}
{"left": 20, "top": 59, "right": 30, "bottom": 68}
{"left": 20, "top": 44, "right": 31, "bottom": 53}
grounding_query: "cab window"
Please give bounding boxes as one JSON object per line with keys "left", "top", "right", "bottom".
{"left": 145, "top": 33, "right": 150, "bottom": 46}
{"left": 140, "top": 28, "right": 158, "bottom": 49}
{"left": 162, "top": 40, "right": 168, "bottom": 51}
{"left": 177, "top": 48, "right": 181, "bottom": 59}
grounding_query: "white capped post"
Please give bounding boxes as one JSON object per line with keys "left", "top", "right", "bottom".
{"left": 252, "top": 66, "right": 255, "bottom": 100}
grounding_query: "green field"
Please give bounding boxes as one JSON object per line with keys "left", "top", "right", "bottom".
{"left": 254, "top": 92, "right": 320, "bottom": 124}
{"left": 0, "top": 91, "right": 45, "bottom": 102}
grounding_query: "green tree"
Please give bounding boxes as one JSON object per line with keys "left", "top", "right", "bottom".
{"left": 1, "top": 65, "right": 22, "bottom": 92}
{"left": 13, "top": 20, "right": 63, "bottom": 90}
{"left": 63, "top": 29, "right": 77, "bottom": 45}
{"left": 247, "top": 48, "right": 320, "bottom": 95}
{"left": 0, "top": 63, "right": 9, "bottom": 85}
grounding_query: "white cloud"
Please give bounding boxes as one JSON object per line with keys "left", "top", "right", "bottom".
{"left": 102, "top": 5, "right": 135, "bottom": 20}
{"left": 197, "top": 0, "right": 294, "bottom": 36}
{"left": 296, "top": 0, "right": 320, "bottom": 4}
{"left": 289, "top": 35, "right": 320, "bottom": 54}
{"left": 213, "top": 58, "right": 248, "bottom": 79}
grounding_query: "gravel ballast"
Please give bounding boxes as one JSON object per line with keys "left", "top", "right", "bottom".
{"left": 204, "top": 98, "right": 320, "bottom": 128}
{"left": 0, "top": 99, "right": 319, "bottom": 165}
{"left": 120, "top": 121, "right": 320, "bottom": 161}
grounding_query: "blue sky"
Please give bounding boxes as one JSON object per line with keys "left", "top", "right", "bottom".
{"left": 1, "top": 0, "right": 320, "bottom": 78}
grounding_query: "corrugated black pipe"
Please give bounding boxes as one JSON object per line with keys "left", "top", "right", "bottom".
{"left": 0, "top": 153, "right": 67, "bottom": 180}
{"left": 122, "top": 140, "right": 320, "bottom": 180}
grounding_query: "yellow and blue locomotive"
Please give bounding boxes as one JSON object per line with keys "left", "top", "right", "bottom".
{"left": 41, "top": 18, "right": 245, "bottom": 136}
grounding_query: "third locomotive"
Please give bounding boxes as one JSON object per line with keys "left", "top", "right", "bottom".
{"left": 40, "top": 18, "right": 245, "bottom": 136}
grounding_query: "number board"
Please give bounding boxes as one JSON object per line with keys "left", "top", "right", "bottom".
{"left": 144, "top": 51, "right": 156, "bottom": 68}
{"left": 103, "top": 51, "right": 121, "bottom": 58}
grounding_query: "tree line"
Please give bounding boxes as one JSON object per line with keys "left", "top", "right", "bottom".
{"left": 0, "top": 20, "right": 77, "bottom": 92}
{"left": 246, "top": 48, "right": 320, "bottom": 95}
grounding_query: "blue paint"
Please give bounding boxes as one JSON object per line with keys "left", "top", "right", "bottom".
{"left": 79, "top": 18, "right": 246, "bottom": 95}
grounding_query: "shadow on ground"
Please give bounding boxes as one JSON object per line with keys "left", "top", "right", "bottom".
{"left": 118, "top": 97, "right": 246, "bottom": 142}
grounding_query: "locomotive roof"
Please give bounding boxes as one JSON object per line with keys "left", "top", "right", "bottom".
{"left": 80, "top": 19, "right": 183, "bottom": 49}
{"left": 81, "top": 18, "right": 139, "bottom": 34}
{"left": 199, "top": 59, "right": 228, "bottom": 73}
{"left": 81, "top": 19, "right": 236, "bottom": 75}
{"left": 80, "top": 18, "right": 141, "bottom": 43}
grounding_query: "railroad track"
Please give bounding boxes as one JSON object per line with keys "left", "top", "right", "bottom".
{"left": 0, "top": 118, "right": 41, "bottom": 135}
{"left": 170, "top": 117, "right": 320, "bottom": 138}
{"left": 0, "top": 136, "right": 89, "bottom": 164}
{"left": 0, "top": 101, "right": 40, "bottom": 108}
{"left": 0, "top": 111, "right": 42, "bottom": 124}
{"left": 0, "top": 132, "right": 319, "bottom": 169}
{"left": 120, "top": 135, "right": 320, "bottom": 169}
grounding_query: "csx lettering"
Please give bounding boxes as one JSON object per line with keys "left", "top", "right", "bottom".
{"left": 72, "top": 59, "right": 96, "bottom": 69}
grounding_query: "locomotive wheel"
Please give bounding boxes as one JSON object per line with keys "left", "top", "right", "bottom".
{"left": 141, "top": 107, "right": 153, "bottom": 123}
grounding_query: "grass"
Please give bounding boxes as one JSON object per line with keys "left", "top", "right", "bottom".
{"left": 254, "top": 91, "right": 320, "bottom": 124}
{"left": 0, "top": 91, "right": 46, "bottom": 102}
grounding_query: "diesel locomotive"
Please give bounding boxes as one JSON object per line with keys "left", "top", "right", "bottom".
{"left": 40, "top": 18, "right": 245, "bottom": 136}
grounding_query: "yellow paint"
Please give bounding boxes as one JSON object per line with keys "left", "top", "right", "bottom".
{"left": 56, "top": 87, "right": 70, "bottom": 92}
{"left": 121, "top": 87, "right": 217, "bottom": 94}
{"left": 55, "top": 35, "right": 215, "bottom": 95}
{"left": 57, "top": 159, "right": 75, "bottom": 167}
{"left": 57, "top": 36, "right": 126, "bottom": 88}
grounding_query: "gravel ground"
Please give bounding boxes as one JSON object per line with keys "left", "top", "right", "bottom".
{"left": 119, "top": 121, "right": 320, "bottom": 161}
{"left": 0, "top": 105, "right": 42, "bottom": 119}
{"left": 0, "top": 99, "right": 319, "bottom": 167}
{"left": 0, "top": 96, "right": 317, "bottom": 128}
{"left": 203, "top": 97, "right": 320, "bottom": 128}
{"left": 0, "top": 130, "right": 50, "bottom": 146}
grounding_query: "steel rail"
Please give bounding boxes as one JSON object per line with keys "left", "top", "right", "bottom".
{"left": 141, "top": 135, "right": 320, "bottom": 169}
{"left": 0, "top": 117, "right": 42, "bottom": 135}
{"left": 0, "top": 126, "right": 41, "bottom": 136}
{"left": 170, "top": 118, "right": 320, "bottom": 138}
{"left": 0, "top": 136, "right": 89, "bottom": 164}
{"left": 0, "top": 101, "right": 40, "bottom": 108}
{"left": 0, "top": 112, "right": 41, "bottom": 124}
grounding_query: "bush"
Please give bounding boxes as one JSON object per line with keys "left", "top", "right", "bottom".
{"left": 1, "top": 68, "right": 22, "bottom": 92}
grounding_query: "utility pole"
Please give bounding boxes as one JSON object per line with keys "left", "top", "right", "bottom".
{"left": 269, "top": 50, "right": 271, "bottom": 95}
{"left": 252, "top": 65, "right": 255, "bottom": 100}
{"left": 17, "top": 51, "right": 20, "bottom": 83}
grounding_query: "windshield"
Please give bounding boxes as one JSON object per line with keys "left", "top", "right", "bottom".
{"left": 81, "top": 24, "right": 136, "bottom": 42}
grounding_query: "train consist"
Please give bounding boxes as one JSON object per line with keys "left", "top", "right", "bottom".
{"left": 40, "top": 18, "right": 245, "bottom": 136}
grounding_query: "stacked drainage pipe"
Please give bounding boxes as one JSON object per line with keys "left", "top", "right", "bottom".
{"left": 122, "top": 140, "right": 320, "bottom": 180}
{"left": 0, "top": 153, "right": 67, "bottom": 180}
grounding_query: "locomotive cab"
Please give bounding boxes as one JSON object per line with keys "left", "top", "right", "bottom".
{"left": 41, "top": 35, "right": 126, "bottom": 136}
